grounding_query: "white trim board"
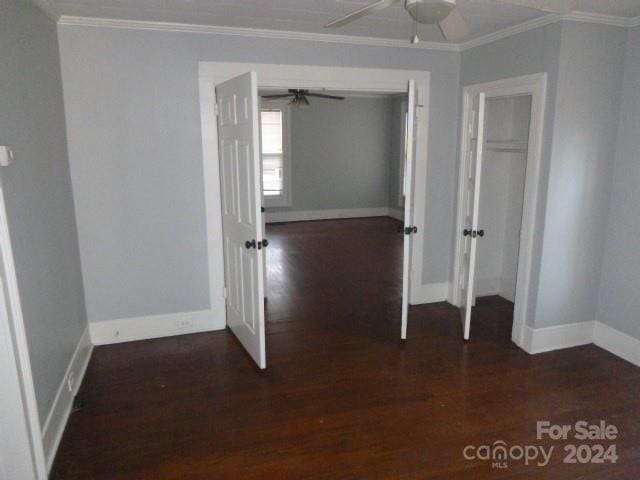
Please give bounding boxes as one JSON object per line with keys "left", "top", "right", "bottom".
{"left": 593, "top": 322, "right": 640, "bottom": 368}
{"left": 0, "top": 182, "right": 47, "bottom": 478}
{"left": 57, "top": 15, "right": 458, "bottom": 51}
{"left": 265, "top": 207, "right": 398, "bottom": 224}
{"left": 57, "top": 13, "right": 640, "bottom": 55}
{"left": 410, "top": 282, "right": 450, "bottom": 305}
{"left": 521, "top": 321, "right": 640, "bottom": 368}
{"left": 459, "top": 12, "right": 640, "bottom": 51}
{"left": 89, "top": 308, "right": 226, "bottom": 345}
{"left": 42, "top": 327, "right": 93, "bottom": 472}
{"left": 522, "top": 322, "right": 594, "bottom": 354}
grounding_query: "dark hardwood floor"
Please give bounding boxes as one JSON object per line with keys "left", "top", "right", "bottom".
{"left": 51, "top": 217, "right": 640, "bottom": 479}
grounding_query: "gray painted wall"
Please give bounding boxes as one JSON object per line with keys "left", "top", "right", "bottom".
{"left": 596, "top": 26, "right": 640, "bottom": 341}
{"left": 57, "top": 25, "right": 461, "bottom": 322}
{"left": 0, "top": 0, "right": 87, "bottom": 422}
{"left": 534, "top": 22, "right": 626, "bottom": 328}
{"left": 266, "top": 97, "right": 394, "bottom": 214}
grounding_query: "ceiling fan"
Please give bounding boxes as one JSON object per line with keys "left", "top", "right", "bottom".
{"left": 325, "top": 0, "right": 578, "bottom": 43}
{"left": 261, "top": 89, "right": 346, "bottom": 108}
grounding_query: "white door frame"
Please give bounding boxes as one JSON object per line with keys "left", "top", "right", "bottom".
{"left": 198, "top": 62, "right": 430, "bottom": 322}
{"left": 451, "top": 73, "right": 547, "bottom": 349}
{"left": 0, "top": 181, "right": 47, "bottom": 479}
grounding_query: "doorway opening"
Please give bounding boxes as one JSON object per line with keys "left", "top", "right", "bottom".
{"left": 452, "top": 74, "right": 547, "bottom": 348}
{"left": 472, "top": 94, "right": 531, "bottom": 339}
{"left": 257, "top": 90, "right": 409, "bottom": 347}
{"left": 199, "top": 63, "right": 430, "bottom": 369}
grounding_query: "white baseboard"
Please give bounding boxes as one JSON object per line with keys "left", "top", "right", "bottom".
{"left": 42, "top": 327, "right": 93, "bottom": 472}
{"left": 89, "top": 307, "right": 226, "bottom": 346}
{"left": 410, "top": 282, "right": 450, "bottom": 305}
{"left": 593, "top": 322, "right": 640, "bottom": 367}
{"left": 521, "top": 321, "right": 594, "bottom": 354}
{"left": 265, "top": 207, "right": 397, "bottom": 223}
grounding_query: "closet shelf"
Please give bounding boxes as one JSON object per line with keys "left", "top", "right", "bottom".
{"left": 485, "top": 139, "right": 528, "bottom": 153}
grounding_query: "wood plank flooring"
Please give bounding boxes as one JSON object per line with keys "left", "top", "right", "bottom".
{"left": 51, "top": 217, "right": 640, "bottom": 479}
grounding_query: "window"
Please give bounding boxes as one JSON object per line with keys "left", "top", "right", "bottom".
{"left": 260, "top": 105, "right": 291, "bottom": 206}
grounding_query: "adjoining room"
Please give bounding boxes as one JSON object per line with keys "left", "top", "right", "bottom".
{"left": 259, "top": 90, "right": 409, "bottom": 336}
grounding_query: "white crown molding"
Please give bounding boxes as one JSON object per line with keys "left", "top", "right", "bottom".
{"left": 58, "top": 10, "right": 639, "bottom": 54}
{"left": 563, "top": 11, "right": 639, "bottom": 27}
{"left": 459, "top": 13, "right": 560, "bottom": 51}
{"left": 459, "top": 11, "right": 640, "bottom": 51}
{"left": 57, "top": 15, "right": 461, "bottom": 52}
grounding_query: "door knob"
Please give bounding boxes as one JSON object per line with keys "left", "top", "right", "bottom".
{"left": 245, "top": 239, "right": 256, "bottom": 249}
{"left": 262, "top": 238, "right": 269, "bottom": 247}
{"left": 477, "top": 230, "right": 485, "bottom": 237}
{"left": 463, "top": 229, "right": 472, "bottom": 236}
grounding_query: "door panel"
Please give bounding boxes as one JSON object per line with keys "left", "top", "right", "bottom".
{"left": 216, "top": 72, "right": 266, "bottom": 369}
{"left": 401, "top": 80, "right": 417, "bottom": 340}
{"left": 460, "top": 92, "right": 486, "bottom": 340}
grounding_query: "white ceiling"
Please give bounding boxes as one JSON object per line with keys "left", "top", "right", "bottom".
{"left": 48, "top": 0, "right": 640, "bottom": 43}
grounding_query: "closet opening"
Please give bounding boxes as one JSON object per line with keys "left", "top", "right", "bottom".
{"left": 473, "top": 94, "right": 531, "bottom": 337}
{"left": 453, "top": 73, "right": 547, "bottom": 347}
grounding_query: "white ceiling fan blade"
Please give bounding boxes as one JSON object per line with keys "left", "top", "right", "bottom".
{"left": 325, "top": 0, "right": 400, "bottom": 28}
{"left": 496, "top": 0, "right": 577, "bottom": 14}
{"left": 438, "top": 8, "right": 469, "bottom": 42}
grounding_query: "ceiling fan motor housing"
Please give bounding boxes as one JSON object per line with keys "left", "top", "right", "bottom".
{"left": 405, "top": 0, "right": 456, "bottom": 24}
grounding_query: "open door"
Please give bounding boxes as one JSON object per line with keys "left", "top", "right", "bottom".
{"left": 459, "top": 92, "right": 487, "bottom": 340}
{"left": 400, "top": 80, "right": 418, "bottom": 340}
{"left": 216, "top": 72, "right": 267, "bottom": 369}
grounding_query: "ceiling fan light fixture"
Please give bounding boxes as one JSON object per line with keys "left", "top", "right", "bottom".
{"left": 405, "top": 0, "right": 456, "bottom": 24}
{"left": 289, "top": 95, "right": 310, "bottom": 108}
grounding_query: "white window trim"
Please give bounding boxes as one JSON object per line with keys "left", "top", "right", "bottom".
{"left": 260, "top": 99, "right": 292, "bottom": 208}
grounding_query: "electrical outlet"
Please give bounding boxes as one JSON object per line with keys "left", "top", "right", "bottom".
{"left": 175, "top": 317, "right": 193, "bottom": 330}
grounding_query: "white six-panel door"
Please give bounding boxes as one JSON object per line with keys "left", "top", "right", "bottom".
{"left": 459, "top": 92, "right": 487, "bottom": 340}
{"left": 216, "top": 72, "right": 267, "bottom": 369}
{"left": 401, "top": 80, "right": 418, "bottom": 340}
